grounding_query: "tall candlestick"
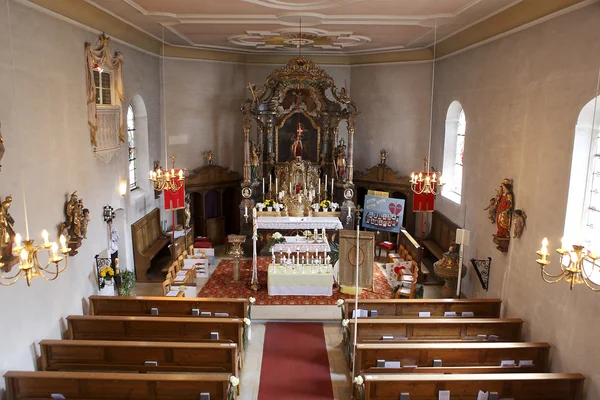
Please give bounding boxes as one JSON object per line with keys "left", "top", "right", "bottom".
{"left": 325, "top": 175, "right": 328, "bottom": 192}
{"left": 276, "top": 178, "right": 278, "bottom": 194}
{"left": 331, "top": 178, "right": 334, "bottom": 196}
{"left": 262, "top": 178, "right": 265, "bottom": 195}
{"left": 318, "top": 178, "right": 321, "bottom": 193}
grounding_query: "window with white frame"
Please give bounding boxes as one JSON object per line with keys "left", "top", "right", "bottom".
{"left": 442, "top": 101, "right": 466, "bottom": 204}
{"left": 127, "top": 104, "right": 137, "bottom": 190}
{"left": 93, "top": 70, "right": 112, "bottom": 105}
{"left": 564, "top": 95, "right": 600, "bottom": 256}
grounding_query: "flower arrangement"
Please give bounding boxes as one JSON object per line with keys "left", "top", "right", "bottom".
{"left": 117, "top": 270, "right": 136, "bottom": 296}
{"left": 310, "top": 203, "right": 320, "bottom": 212}
{"left": 354, "top": 376, "right": 365, "bottom": 400}
{"left": 228, "top": 376, "right": 240, "bottom": 400}
{"left": 264, "top": 199, "right": 275, "bottom": 207}
{"left": 302, "top": 230, "right": 313, "bottom": 238}
{"left": 337, "top": 299, "right": 345, "bottom": 319}
{"left": 320, "top": 199, "right": 331, "bottom": 210}
{"left": 266, "top": 232, "right": 286, "bottom": 248}
{"left": 256, "top": 203, "right": 265, "bottom": 211}
{"left": 330, "top": 202, "right": 339, "bottom": 211}
{"left": 99, "top": 266, "right": 114, "bottom": 279}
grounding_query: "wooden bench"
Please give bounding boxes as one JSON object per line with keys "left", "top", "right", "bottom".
{"left": 349, "top": 318, "right": 523, "bottom": 343}
{"left": 397, "top": 228, "right": 425, "bottom": 281}
{"left": 354, "top": 342, "right": 550, "bottom": 376}
{"left": 132, "top": 208, "right": 171, "bottom": 281}
{"left": 67, "top": 315, "right": 243, "bottom": 348}
{"left": 360, "top": 373, "right": 585, "bottom": 400}
{"left": 345, "top": 299, "right": 502, "bottom": 319}
{"left": 89, "top": 296, "right": 249, "bottom": 319}
{"left": 422, "top": 210, "right": 460, "bottom": 261}
{"left": 4, "top": 371, "right": 233, "bottom": 400}
{"left": 40, "top": 340, "right": 239, "bottom": 376}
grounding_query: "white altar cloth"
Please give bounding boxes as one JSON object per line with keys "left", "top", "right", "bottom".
{"left": 267, "top": 264, "right": 334, "bottom": 296}
{"left": 256, "top": 216, "right": 343, "bottom": 231}
{"left": 272, "top": 236, "right": 331, "bottom": 253}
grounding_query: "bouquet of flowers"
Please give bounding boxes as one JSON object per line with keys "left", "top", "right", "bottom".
{"left": 302, "top": 230, "right": 313, "bottom": 239}
{"left": 99, "top": 266, "right": 114, "bottom": 279}
{"left": 266, "top": 231, "right": 286, "bottom": 248}
{"left": 319, "top": 199, "right": 331, "bottom": 211}
{"left": 264, "top": 199, "right": 275, "bottom": 207}
{"left": 330, "top": 202, "right": 339, "bottom": 211}
{"left": 256, "top": 203, "right": 265, "bottom": 211}
{"left": 310, "top": 203, "right": 320, "bottom": 212}
{"left": 273, "top": 203, "right": 283, "bottom": 212}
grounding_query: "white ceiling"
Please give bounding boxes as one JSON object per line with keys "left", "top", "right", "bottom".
{"left": 86, "top": 0, "right": 523, "bottom": 54}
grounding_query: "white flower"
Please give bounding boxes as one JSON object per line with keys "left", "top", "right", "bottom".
{"left": 354, "top": 376, "right": 364, "bottom": 386}
{"left": 341, "top": 319, "right": 349, "bottom": 327}
{"left": 272, "top": 232, "right": 282, "bottom": 240}
{"left": 256, "top": 203, "right": 265, "bottom": 211}
{"left": 311, "top": 203, "right": 320, "bottom": 211}
{"left": 336, "top": 299, "right": 345, "bottom": 307}
{"left": 331, "top": 202, "right": 339, "bottom": 211}
{"left": 249, "top": 297, "right": 256, "bottom": 304}
{"left": 243, "top": 318, "right": 252, "bottom": 326}
{"left": 229, "top": 375, "right": 240, "bottom": 387}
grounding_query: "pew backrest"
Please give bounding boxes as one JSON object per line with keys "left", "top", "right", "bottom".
{"left": 354, "top": 342, "right": 550, "bottom": 376}
{"left": 350, "top": 318, "right": 523, "bottom": 343}
{"left": 4, "top": 371, "right": 232, "bottom": 400}
{"left": 361, "top": 372, "right": 585, "bottom": 400}
{"left": 345, "top": 298, "right": 502, "bottom": 319}
{"left": 89, "top": 295, "right": 249, "bottom": 319}
{"left": 40, "top": 340, "right": 239, "bottom": 377}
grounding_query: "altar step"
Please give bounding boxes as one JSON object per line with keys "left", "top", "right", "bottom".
{"left": 252, "top": 305, "right": 340, "bottom": 322}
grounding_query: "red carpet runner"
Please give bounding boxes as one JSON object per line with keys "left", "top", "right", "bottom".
{"left": 258, "top": 323, "right": 334, "bottom": 400}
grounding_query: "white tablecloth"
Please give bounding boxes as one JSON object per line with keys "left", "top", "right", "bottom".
{"left": 272, "top": 236, "right": 331, "bottom": 253}
{"left": 267, "top": 264, "right": 334, "bottom": 296}
{"left": 257, "top": 216, "right": 343, "bottom": 230}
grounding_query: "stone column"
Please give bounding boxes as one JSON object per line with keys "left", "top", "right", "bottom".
{"left": 243, "top": 124, "right": 251, "bottom": 183}
{"left": 347, "top": 123, "right": 355, "bottom": 184}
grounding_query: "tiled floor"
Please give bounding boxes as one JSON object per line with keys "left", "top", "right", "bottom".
{"left": 134, "top": 245, "right": 444, "bottom": 399}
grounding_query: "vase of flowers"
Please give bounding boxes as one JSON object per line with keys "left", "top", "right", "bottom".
{"left": 320, "top": 199, "right": 331, "bottom": 212}
{"left": 266, "top": 231, "right": 286, "bottom": 248}
{"left": 264, "top": 199, "right": 275, "bottom": 212}
{"left": 330, "top": 202, "right": 339, "bottom": 212}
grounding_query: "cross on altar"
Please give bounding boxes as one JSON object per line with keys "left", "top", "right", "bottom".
{"left": 296, "top": 124, "right": 304, "bottom": 137}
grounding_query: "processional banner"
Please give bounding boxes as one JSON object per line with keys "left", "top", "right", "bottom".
{"left": 164, "top": 179, "right": 185, "bottom": 210}
{"left": 361, "top": 195, "right": 405, "bottom": 233}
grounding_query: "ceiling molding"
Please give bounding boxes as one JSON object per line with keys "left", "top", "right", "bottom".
{"left": 24, "top": 0, "right": 595, "bottom": 65}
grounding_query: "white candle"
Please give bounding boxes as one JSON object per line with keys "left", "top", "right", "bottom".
{"left": 325, "top": 175, "right": 328, "bottom": 192}
{"left": 331, "top": 178, "right": 334, "bottom": 196}
{"left": 276, "top": 178, "right": 278, "bottom": 194}
{"left": 318, "top": 178, "right": 321, "bottom": 193}
{"left": 541, "top": 238, "right": 549, "bottom": 262}
{"left": 262, "top": 178, "right": 265, "bottom": 194}
{"left": 51, "top": 242, "right": 58, "bottom": 260}
{"left": 59, "top": 235, "right": 67, "bottom": 252}
{"left": 244, "top": 206, "right": 248, "bottom": 217}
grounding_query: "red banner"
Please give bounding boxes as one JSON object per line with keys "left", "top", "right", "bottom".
{"left": 163, "top": 179, "right": 185, "bottom": 210}
{"left": 412, "top": 181, "right": 436, "bottom": 212}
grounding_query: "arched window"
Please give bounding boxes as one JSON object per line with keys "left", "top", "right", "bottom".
{"left": 564, "top": 96, "right": 600, "bottom": 255}
{"left": 442, "top": 101, "right": 466, "bottom": 204}
{"left": 127, "top": 104, "right": 137, "bottom": 190}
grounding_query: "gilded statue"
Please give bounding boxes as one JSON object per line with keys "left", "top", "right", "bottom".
{"left": 335, "top": 138, "right": 347, "bottom": 181}
{"left": 250, "top": 140, "right": 260, "bottom": 181}
{"left": 0, "top": 195, "right": 15, "bottom": 257}
{"left": 0, "top": 122, "right": 5, "bottom": 172}
{"left": 81, "top": 208, "right": 90, "bottom": 239}
{"left": 184, "top": 194, "right": 191, "bottom": 229}
{"left": 65, "top": 192, "right": 87, "bottom": 241}
{"left": 290, "top": 128, "right": 303, "bottom": 161}
{"left": 492, "top": 178, "right": 514, "bottom": 252}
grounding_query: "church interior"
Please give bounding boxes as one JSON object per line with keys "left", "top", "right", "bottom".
{"left": 0, "top": 0, "right": 599, "bottom": 399}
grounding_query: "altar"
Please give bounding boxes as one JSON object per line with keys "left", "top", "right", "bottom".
{"left": 268, "top": 264, "right": 334, "bottom": 296}
{"left": 257, "top": 216, "right": 343, "bottom": 231}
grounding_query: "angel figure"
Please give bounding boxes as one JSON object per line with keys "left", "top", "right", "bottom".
{"left": 484, "top": 197, "right": 498, "bottom": 224}
{"left": 513, "top": 210, "right": 527, "bottom": 239}
{"left": 81, "top": 208, "right": 91, "bottom": 239}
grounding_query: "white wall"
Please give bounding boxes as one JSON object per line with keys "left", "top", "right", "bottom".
{"left": 0, "top": 1, "right": 160, "bottom": 393}
{"left": 429, "top": 3, "right": 600, "bottom": 398}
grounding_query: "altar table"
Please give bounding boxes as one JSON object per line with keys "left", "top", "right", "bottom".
{"left": 272, "top": 235, "right": 331, "bottom": 254}
{"left": 267, "top": 264, "right": 334, "bottom": 296}
{"left": 256, "top": 216, "right": 343, "bottom": 231}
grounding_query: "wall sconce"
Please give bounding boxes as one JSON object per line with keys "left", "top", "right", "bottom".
{"left": 119, "top": 181, "right": 127, "bottom": 196}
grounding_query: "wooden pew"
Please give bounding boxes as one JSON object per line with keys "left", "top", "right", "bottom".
{"left": 131, "top": 207, "right": 171, "bottom": 281}
{"left": 422, "top": 210, "right": 460, "bottom": 261}
{"left": 89, "top": 295, "right": 249, "bottom": 319}
{"left": 4, "top": 371, "right": 232, "bottom": 400}
{"left": 360, "top": 373, "right": 585, "bottom": 400}
{"left": 345, "top": 298, "right": 502, "bottom": 319}
{"left": 349, "top": 318, "right": 523, "bottom": 343}
{"left": 67, "top": 315, "right": 243, "bottom": 348}
{"left": 354, "top": 342, "right": 550, "bottom": 376}
{"left": 40, "top": 340, "right": 239, "bottom": 376}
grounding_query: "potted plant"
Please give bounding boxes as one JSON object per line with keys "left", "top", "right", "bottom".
{"left": 319, "top": 199, "right": 331, "bottom": 212}
{"left": 116, "top": 269, "right": 136, "bottom": 296}
{"left": 264, "top": 199, "right": 275, "bottom": 212}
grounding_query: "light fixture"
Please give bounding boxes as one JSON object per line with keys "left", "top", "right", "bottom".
{"left": 119, "top": 180, "right": 127, "bottom": 196}
{"left": 536, "top": 238, "right": 600, "bottom": 291}
{"left": 410, "top": 20, "right": 445, "bottom": 196}
{"left": 149, "top": 154, "right": 185, "bottom": 193}
{"left": 0, "top": 0, "right": 70, "bottom": 287}
{"left": 0, "top": 230, "right": 70, "bottom": 287}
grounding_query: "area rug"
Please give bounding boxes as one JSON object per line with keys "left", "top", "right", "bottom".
{"left": 198, "top": 257, "right": 392, "bottom": 305}
{"left": 258, "top": 322, "right": 334, "bottom": 400}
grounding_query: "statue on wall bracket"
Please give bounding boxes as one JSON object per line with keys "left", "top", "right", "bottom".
{"left": 489, "top": 178, "right": 514, "bottom": 253}
{"left": 0, "top": 195, "right": 18, "bottom": 271}
{"left": 0, "top": 122, "right": 5, "bottom": 171}
{"left": 61, "top": 191, "right": 89, "bottom": 256}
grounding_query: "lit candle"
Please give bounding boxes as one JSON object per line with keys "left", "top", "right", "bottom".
{"left": 325, "top": 175, "right": 328, "bottom": 192}
{"left": 560, "top": 237, "right": 568, "bottom": 252}
{"left": 20, "top": 248, "right": 28, "bottom": 263}
{"left": 262, "top": 178, "right": 265, "bottom": 194}
{"left": 42, "top": 229, "right": 49, "bottom": 246}
{"left": 60, "top": 235, "right": 68, "bottom": 252}
{"left": 15, "top": 233, "right": 21, "bottom": 248}
{"left": 275, "top": 178, "right": 278, "bottom": 194}
{"left": 178, "top": 170, "right": 183, "bottom": 179}
{"left": 289, "top": 181, "right": 292, "bottom": 193}
{"left": 318, "top": 178, "right": 321, "bottom": 193}
{"left": 540, "top": 237, "right": 548, "bottom": 262}
{"left": 51, "top": 242, "right": 58, "bottom": 260}
{"left": 149, "top": 171, "right": 153, "bottom": 179}
{"left": 331, "top": 178, "right": 334, "bottom": 196}
{"left": 244, "top": 206, "right": 248, "bottom": 217}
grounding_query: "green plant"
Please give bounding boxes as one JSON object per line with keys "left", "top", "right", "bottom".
{"left": 117, "top": 270, "right": 136, "bottom": 296}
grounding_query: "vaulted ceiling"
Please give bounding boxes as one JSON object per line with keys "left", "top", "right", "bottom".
{"left": 83, "top": 0, "right": 582, "bottom": 55}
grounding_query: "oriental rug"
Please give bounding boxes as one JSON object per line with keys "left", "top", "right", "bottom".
{"left": 197, "top": 257, "right": 392, "bottom": 305}
{"left": 258, "top": 322, "right": 334, "bottom": 400}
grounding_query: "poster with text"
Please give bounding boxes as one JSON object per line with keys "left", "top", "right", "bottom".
{"left": 361, "top": 195, "right": 405, "bottom": 233}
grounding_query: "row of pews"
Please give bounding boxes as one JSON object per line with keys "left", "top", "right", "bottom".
{"left": 4, "top": 296, "right": 250, "bottom": 400}
{"left": 344, "top": 298, "right": 585, "bottom": 400}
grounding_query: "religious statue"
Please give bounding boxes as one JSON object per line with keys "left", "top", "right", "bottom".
{"left": 59, "top": 222, "right": 71, "bottom": 245}
{"left": 290, "top": 128, "right": 303, "bottom": 161}
{"left": 65, "top": 192, "right": 81, "bottom": 239}
{"left": 0, "top": 122, "right": 5, "bottom": 172}
{"left": 379, "top": 149, "right": 388, "bottom": 166}
{"left": 204, "top": 150, "right": 214, "bottom": 165}
{"left": 184, "top": 194, "right": 191, "bottom": 229}
{"left": 513, "top": 209, "right": 527, "bottom": 239}
{"left": 0, "top": 195, "right": 15, "bottom": 257}
{"left": 484, "top": 197, "right": 498, "bottom": 223}
{"left": 492, "top": 178, "right": 514, "bottom": 252}
{"left": 250, "top": 140, "right": 260, "bottom": 181}
{"left": 81, "top": 208, "right": 90, "bottom": 239}
{"left": 335, "top": 138, "right": 347, "bottom": 181}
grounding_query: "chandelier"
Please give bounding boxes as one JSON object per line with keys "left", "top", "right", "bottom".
{"left": 1, "top": 230, "right": 70, "bottom": 287}
{"left": 410, "top": 157, "right": 444, "bottom": 195}
{"left": 536, "top": 238, "right": 600, "bottom": 291}
{"left": 149, "top": 154, "right": 185, "bottom": 192}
